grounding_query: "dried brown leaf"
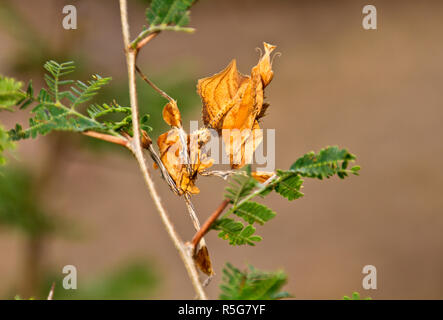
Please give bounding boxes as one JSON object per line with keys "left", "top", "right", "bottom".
{"left": 162, "top": 101, "right": 182, "bottom": 127}
{"left": 193, "top": 242, "right": 214, "bottom": 276}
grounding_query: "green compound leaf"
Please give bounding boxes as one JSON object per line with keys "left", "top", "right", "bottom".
{"left": 290, "top": 145, "right": 359, "bottom": 179}
{"left": 215, "top": 147, "right": 360, "bottom": 246}
{"left": 220, "top": 263, "right": 291, "bottom": 300}
{"left": 212, "top": 218, "right": 262, "bottom": 246}
{"left": 7, "top": 60, "right": 150, "bottom": 142}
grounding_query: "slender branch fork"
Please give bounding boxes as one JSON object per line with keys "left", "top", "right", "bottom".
{"left": 135, "top": 32, "right": 159, "bottom": 52}
{"left": 118, "top": 0, "right": 207, "bottom": 300}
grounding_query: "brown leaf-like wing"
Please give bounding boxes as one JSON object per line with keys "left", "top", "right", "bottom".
{"left": 197, "top": 43, "right": 276, "bottom": 169}
{"left": 197, "top": 59, "right": 249, "bottom": 129}
{"left": 156, "top": 128, "right": 213, "bottom": 195}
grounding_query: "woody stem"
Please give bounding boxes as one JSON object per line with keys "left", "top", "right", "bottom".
{"left": 119, "top": 0, "right": 207, "bottom": 300}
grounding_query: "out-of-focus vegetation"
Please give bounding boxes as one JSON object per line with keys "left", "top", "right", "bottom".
{"left": 343, "top": 292, "right": 372, "bottom": 300}
{"left": 40, "top": 260, "right": 159, "bottom": 300}
{"left": 0, "top": 167, "right": 57, "bottom": 236}
{"left": 0, "top": 165, "right": 161, "bottom": 300}
{"left": 0, "top": 125, "right": 14, "bottom": 165}
{"left": 0, "top": 1, "right": 184, "bottom": 299}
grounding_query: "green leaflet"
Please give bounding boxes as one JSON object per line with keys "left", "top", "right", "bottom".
{"left": 219, "top": 263, "right": 291, "bottom": 300}
{"left": 66, "top": 75, "right": 112, "bottom": 108}
{"left": 225, "top": 172, "right": 258, "bottom": 206}
{"left": 43, "top": 60, "right": 75, "bottom": 102}
{"left": 212, "top": 218, "right": 262, "bottom": 246}
{"left": 146, "top": 0, "right": 194, "bottom": 28}
{"left": 87, "top": 103, "right": 132, "bottom": 120}
{"left": 43, "top": 61, "right": 112, "bottom": 108}
{"left": 0, "top": 125, "right": 14, "bottom": 165}
{"left": 0, "top": 76, "right": 26, "bottom": 110}
{"left": 88, "top": 103, "right": 152, "bottom": 135}
{"left": 232, "top": 201, "right": 276, "bottom": 225}
{"left": 0, "top": 77, "right": 21, "bottom": 164}
{"left": 275, "top": 170, "right": 304, "bottom": 201}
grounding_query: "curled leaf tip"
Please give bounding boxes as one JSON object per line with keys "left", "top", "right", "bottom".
{"left": 257, "top": 42, "right": 277, "bottom": 87}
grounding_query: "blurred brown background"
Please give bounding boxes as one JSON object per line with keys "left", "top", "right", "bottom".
{"left": 0, "top": 0, "right": 442, "bottom": 299}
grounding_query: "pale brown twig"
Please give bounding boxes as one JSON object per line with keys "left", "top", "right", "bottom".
{"left": 135, "top": 65, "right": 174, "bottom": 102}
{"left": 134, "top": 32, "right": 159, "bottom": 52}
{"left": 119, "top": 0, "right": 207, "bottom": 300}
{"left": 82, "top": 131, "right": 129, "bottom": 148}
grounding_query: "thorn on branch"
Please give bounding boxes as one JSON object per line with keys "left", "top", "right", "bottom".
{"left": 47, "top": 282, "right": 55, "bottom": 300}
